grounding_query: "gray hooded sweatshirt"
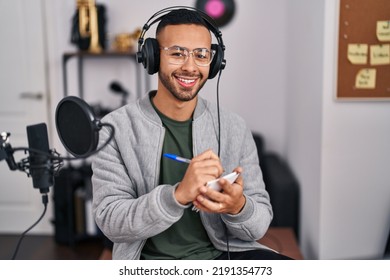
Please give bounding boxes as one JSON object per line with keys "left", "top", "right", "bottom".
{"left": 92, "top": 91, "right": 273, "bottom": 259}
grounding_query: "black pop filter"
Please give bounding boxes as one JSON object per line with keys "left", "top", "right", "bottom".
{"left": 55, "top": 96, "right": 101, "bottom": 158}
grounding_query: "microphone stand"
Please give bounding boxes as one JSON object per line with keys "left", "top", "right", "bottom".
{"left": 2, "top": 94, "right": 115, "bottom": 259}
{"left": 1, "top": 121, "right": 114, "bottom": 259}
{"left": 1, "top": 131, "right": 62, "bottom": 259}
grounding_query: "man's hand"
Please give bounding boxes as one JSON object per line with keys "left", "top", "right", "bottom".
{"left": 174, "top": 149, "right": 223, "bottom": 205}
{"left": 192, "top": 167, "right": 246, "bottom": 215}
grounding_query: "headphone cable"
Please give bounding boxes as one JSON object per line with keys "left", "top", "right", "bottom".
{"left": 215, "top": 69, "right": 231, "bottom": 260}
{"left": 216, "top": 70, "right": 222, "bottom": 157}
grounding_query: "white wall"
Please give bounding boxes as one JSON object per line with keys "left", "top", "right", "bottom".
{"left": 286, "top": 0, "right": 390, "bottom": 259}
{"left": 319, "top": 0, "right": 390, "bottom": 259}
{"left": 42, "top": 0, "right": 390, "bottom": 259}
{"left": 285, "top": 0, "right": 324, "bottom": 259}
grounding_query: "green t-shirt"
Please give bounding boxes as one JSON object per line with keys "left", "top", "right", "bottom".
{"left": 140, "top": 102, "right": 221, "bottom": 260}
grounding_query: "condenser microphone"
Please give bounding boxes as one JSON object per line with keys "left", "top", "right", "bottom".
{"left": 55, "top": 96, "right": 114, "bottom": 158}
{"left": 26, "top": 123, "right": 53, "bottom": 194}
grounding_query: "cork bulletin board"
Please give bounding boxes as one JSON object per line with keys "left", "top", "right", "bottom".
{"left": 337, "top": 0, "right": 390, "bottom": 100}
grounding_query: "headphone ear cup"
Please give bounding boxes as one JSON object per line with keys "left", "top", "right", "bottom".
{"left": 208, "top": 44, "right": 224, "bottom": 79}
{"left": 141, "top": 38, "right": 160, "bottom": 75}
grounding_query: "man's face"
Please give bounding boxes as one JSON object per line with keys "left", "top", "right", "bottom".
{"left": 157, "top": 24, "right": 212, "bottom": 102}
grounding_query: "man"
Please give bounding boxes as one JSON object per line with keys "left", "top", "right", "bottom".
{"left": 92, "top": 7, "right": 290, "bottom": 260}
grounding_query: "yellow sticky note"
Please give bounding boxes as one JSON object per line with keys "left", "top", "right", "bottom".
{"left": 347, "top": 44, "right": 368, "bottom": 64}
{"left": 377, "top": 21, "right": 390, "bottom": 42}
{"left": 370, "top": 44, "right": 390, "bottom": 65}
{"left": 355, "top": 69, "right": 376, "bottom": 89}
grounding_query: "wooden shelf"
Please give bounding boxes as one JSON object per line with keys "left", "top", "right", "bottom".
{"left": 62, "top": 50, "right": 148, "bottom": 100}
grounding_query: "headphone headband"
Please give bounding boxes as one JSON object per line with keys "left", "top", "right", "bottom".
{"left": 136, "top": 6, "right": 226, "bottom": 79}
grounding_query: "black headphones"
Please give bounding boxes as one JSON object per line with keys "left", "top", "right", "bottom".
{"left": 136, "top": 6, "right": 226, "bottom": 79}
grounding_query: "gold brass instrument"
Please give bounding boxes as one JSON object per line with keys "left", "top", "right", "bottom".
{"left": 113, "top": 28, "right": 142, "bottom": 52}
{"left": 77, "top": 0, "right": 102, "bottom": 53}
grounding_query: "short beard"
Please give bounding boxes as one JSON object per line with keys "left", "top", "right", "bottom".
{"left": 158, "top": 71, "right": 207, "bottom": 102}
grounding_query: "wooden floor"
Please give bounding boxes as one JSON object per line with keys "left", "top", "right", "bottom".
{"left": 258, "top": 227, "right": 303, "bottom": 260}
{"left": 1, "top": 227, "right": 303, "bottom": 260}
{"left": 0, "top": 234, "right": 104, "bottom": 260}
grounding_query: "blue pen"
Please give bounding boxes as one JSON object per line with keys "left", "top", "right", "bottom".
{"left": 163, "top": 153, "right": 191, "bottom": 164}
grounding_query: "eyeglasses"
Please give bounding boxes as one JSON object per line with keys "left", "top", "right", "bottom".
{"left": 160, "top": 46, "right": 215, "bottom": 67}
